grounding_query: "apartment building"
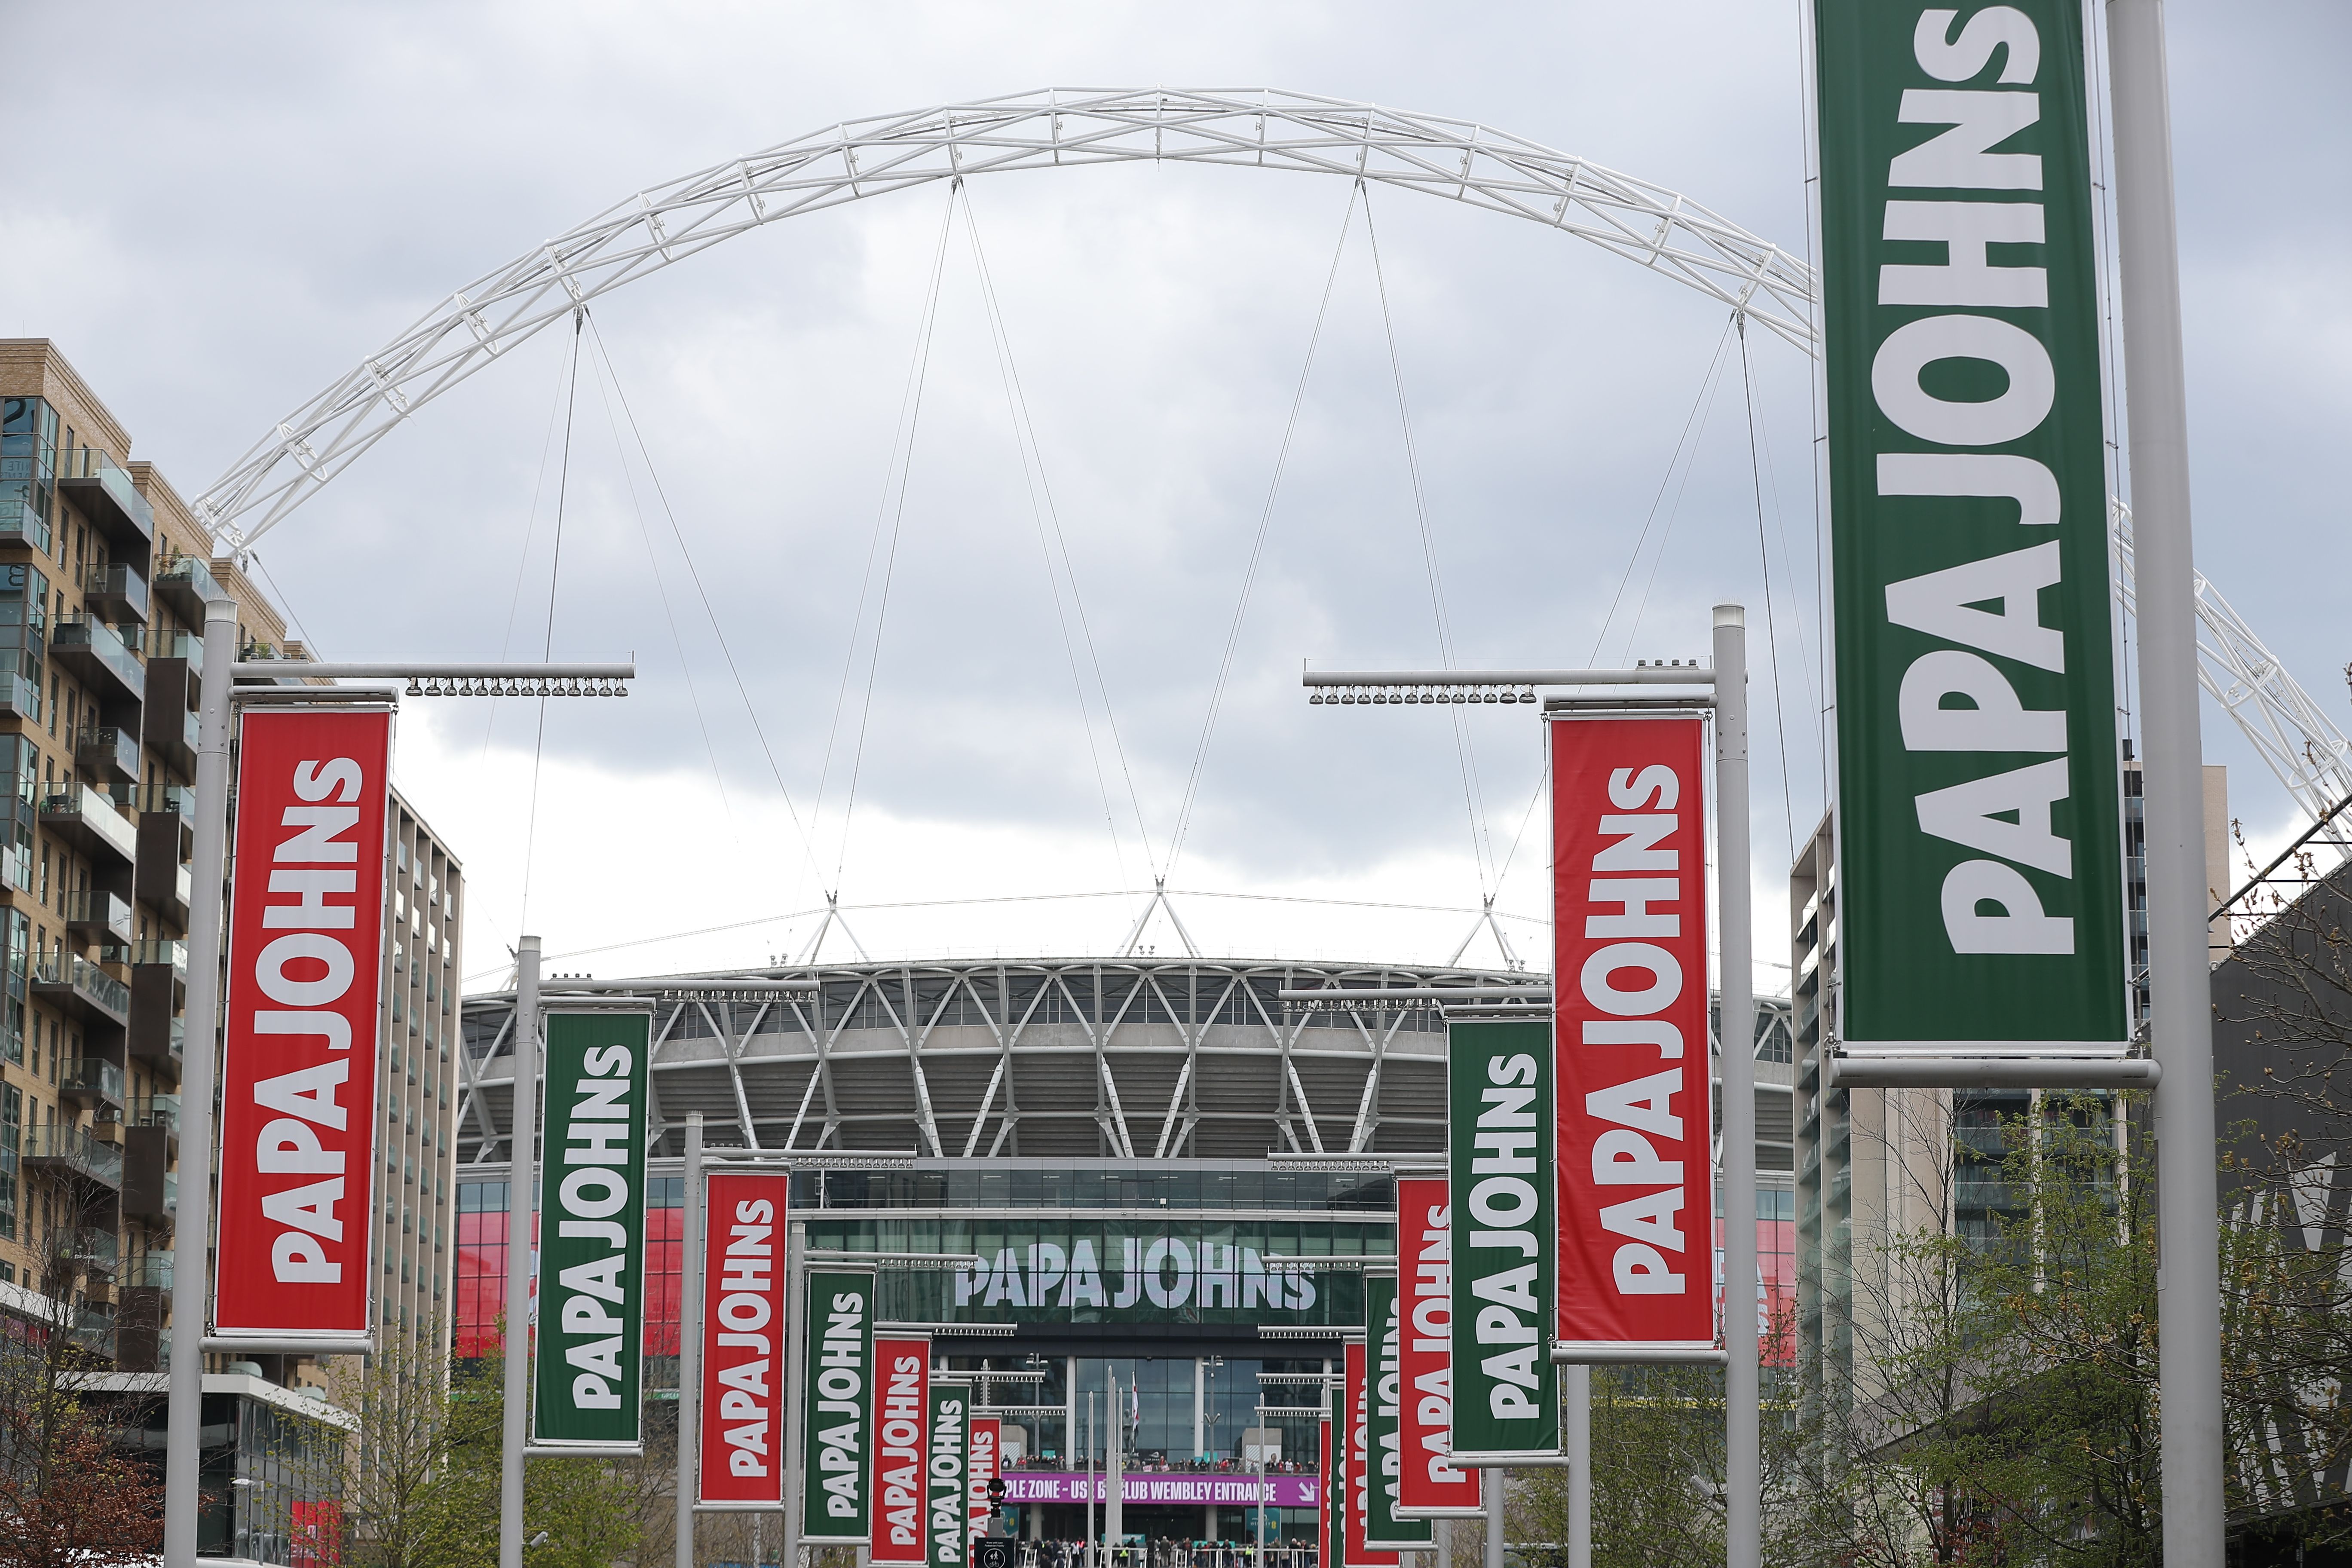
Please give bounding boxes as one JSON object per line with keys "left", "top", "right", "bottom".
{"left": 0, "top": 341, "right": 463, "bottom": 1424}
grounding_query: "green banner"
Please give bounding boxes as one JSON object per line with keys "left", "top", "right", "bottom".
{"left": 532, "top": 1008, "right": 652, "bottom": 1446}
{"left": 804, "top": 1267, "right": 877, "bottom": 1540}
{"left": 1817, "top": 0, "right": 2127, "bottom": 1049}
{"left": 1446, "top": 1019, "right": 1558, "bottom": 1458}
{"left": 1364, "top": 1272, "right": 1433, "bottom": 1550}
{"left": 927, "top": 1381, "right": 969, "bottom": 1568}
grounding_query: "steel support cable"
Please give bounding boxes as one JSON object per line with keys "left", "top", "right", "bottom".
{"left": 481, "top": 325, "right": 584, "bottom": 766}
{"left": 1585, "top": 318, "right": 1737, "bottom": 669}
{"left": 956, "top": 184, "right": 1154, "bottom": 883}
{"left": 458, "top": 882, "right": 1550, "bottom": 985}
{"left": 1166, "top": 182, "right": 1363, "bottom": 876}
{"left": 520, "top": 309, "right": 586, "bottom": 933}
{"left": 818, "top": 184, "right": 959, "bottom": 894}
{"left": 580, "top": 327, "right": 737, "bottom": 828}
{"left": 580, "top": 315, "right": 828, "bottom": 890}
{"left": 1617, "top": 328, "right": 1736, "bottom": 664}
{"left": 1737, "top": 315, "right": 1800, "bottom": 864}
{"left": 1360, "top": 187, "right": 1500, "bottom": 900}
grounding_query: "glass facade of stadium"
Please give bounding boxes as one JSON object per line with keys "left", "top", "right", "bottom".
{"left": 453, "top": 960, "right": 1797, "bottom": 1550}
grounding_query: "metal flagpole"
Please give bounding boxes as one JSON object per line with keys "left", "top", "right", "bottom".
{"left": 1562, "top": 1364, "right": 1590, "bottom": 1568}
{"left": 162, "top": 596, "right": 238, "bottom": 1568}
{"left": 501, "top": 935, "right": 543, "bottom": 1568}
{"left": 678, "top": 1114, "right": 705, "bottom": 1568}
{"left": 1482, "top": 1470, "right": 1505, "bottom": 1568}
{"left": 782, "top": 1213, "right": 806, "bottom": 1568}
{"left": 1715, "top": 605, "right": 1757, "bottom": 1568}
{"left": 2106, "top": 3, "right": 2223, "bottom": 1559}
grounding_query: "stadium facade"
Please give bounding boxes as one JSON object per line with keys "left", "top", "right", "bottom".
{"left": 455, "top": 956, "right": 1797, "bottom": 1547}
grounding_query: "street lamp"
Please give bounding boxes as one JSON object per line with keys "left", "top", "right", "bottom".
{"left": 159, "top": 589, "right": 634, "bottom": 1568}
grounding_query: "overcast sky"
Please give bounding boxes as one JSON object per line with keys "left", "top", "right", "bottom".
{"left": 1, "top": 1, "right": 2343, "bottom": 992}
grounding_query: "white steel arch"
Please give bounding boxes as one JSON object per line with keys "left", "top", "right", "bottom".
{"left": 190, "top": 86, "right": 1816, "bottom": 545}
{"left": 191, "top": 84, "right": 2352, "bottom": 845}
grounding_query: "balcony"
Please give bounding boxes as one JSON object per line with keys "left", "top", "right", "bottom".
{"left": 0, "top": 672, "right": 40, "bottom": 723}
{"left": 134, "top": 842, "right": 191, "bottom": 925}
{"left": 123, "top": 1250, "right": 173, "bottom": 1290}
{"left": 68, "top": 1305, "right": 116, "bottom": 1360}
{"left": 51, "top": 616, "right": 145, "bottom": 705}
{"left": 75, "top": 724, "right": 141, "bottom": 785}
{"left": 22, "top": 1121, "right": 123, "bottom": 1187}
{"left": 85, "top": 564, "right": 150, "bottom": 626}
{"left": 130, "top": 1090, "right": 181, "bottom": 1139}
{"left": 56, "top": 448, "right": 154, "bottom": 550}
{"left": 41, "top": 784, "right": 137, "bottom": 864}
{"left": 153, "top": 554, "right": 227, "bottom": 622}
{"left": 57, "top": 1225, "right": 121, "bottom": 1277}
{"left": 141, "top": 678, "right": 199, "bottom": 773}
{"left": 132, "top": 783, "right": 196, "bottom": 862}
{"left": 128, "top": 991, "right": 183, "bottom": 1080}
{"left": 61, "top": 888, "right": 134, "bottom": 944}
{"left": 123, "top": 1121, "right": 175, "bottom": 1219}
{"left": 61, "top": 1054, "right": 126, "bottom": 1112}
{"left": 33, "top": 952, "right": 131, "bottom": 1028}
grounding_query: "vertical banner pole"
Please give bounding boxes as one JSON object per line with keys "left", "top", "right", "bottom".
{"left": 162, "top": 595, "right": 237, "bottom": 1568}
{"left": 782, "top": 1214, "right": 806, "bottom": 1568}
{"left": 1715, "top": 605, "right": 1757, "bottom": 1568}
{"left": 1562, "top": 1363, "right": 1589, "bottom": 1568}
{"left": 1481, "top": 1472, "right": 1504, "bottom": 1568}
{"left": 677, "top": 1113, "right": 704, "bottom": 1568}
{"left": 2106, "top": 2, "right": 2223, "bottom": 1557}
{"left": 500, "top": 935, "right": 542, "bottom": 1568}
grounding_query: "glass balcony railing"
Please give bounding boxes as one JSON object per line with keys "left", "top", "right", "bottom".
{"left": 69, "top": 1305, "right": 116, "bottom": 1356}
{"left": 32, "top": 953, "right": 131, "bottom": 1020}
{"left": 131, "top": 939, "right": 188, "bottom": 973}
{"left": 61, "top": 1055, "right": 126, "bottom": 1108}
{"left": 51, "top": 615, "right": 145, "bottom": 698}
{"left": 57, "top": 1225, "right": 121, "bottom": 1273}
{"left": 85, "top": 563, "right": 150, "bottom": 623}
{"left": 0, "top": 672, "right": 39, "bottom": 722}
{"left": 145, "top": 628, "right": 199, "bottom": 661}
{"left": 21, "top": 1121, "right": 123, "bottom": 1185}
{"left": 128, "top": 784, "right": 196, "bottom": 824}
{"left": 60, "top": 888, "right": 134, "bottom": 942}
{"left": 56, "top": 447, "right": 154, "bottom": 546}
{"left": 74, "top": 724, "right": 141, "bottom": 781}
{"left": 124, "top": 1250, "right": 173, "bottom": 1289}
{"left": 40, "top": 784, "right": 138, "bottom": 862}
{"left": 130, "top": 1092, "right": 181, "bottom": 1137}
{"left": 154, "top": 553, "right": 227, "bottom": 610}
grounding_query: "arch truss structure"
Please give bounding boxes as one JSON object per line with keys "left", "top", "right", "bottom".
{"left": 192, "top": 86, "right": 1816, "bottom": 547}
{"left": 192, "top": 86, "right": 2352, "bottom": 851}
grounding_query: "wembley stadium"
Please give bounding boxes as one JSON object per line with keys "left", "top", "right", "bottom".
{"left": 448, "top": 954, "right": 1791, "bottom": 1551}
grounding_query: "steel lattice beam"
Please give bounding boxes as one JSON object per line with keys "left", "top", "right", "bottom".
{"left": 191, "top": 86, "right": 2350, "bottom": 854}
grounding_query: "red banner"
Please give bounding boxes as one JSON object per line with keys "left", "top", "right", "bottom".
{"left": 213, "top": 708, "right": 392, "bottom": 1340}
{"left": 698, "top": 1173, "right": 789, "bottom": 1504}
{"left": 1394, "top": 1177, "right": 1481, "bottom": 1517}
{"left": 870, "top": 1336, "right": 931, "bottom": 1565}
{"left": 967, "top": 1417, "right": 999, "bottom": 1544}
{"left": 1552, "top": 714, "right": 1717, "bottom": 1348}
{"left": 1343, "top": 1341, "right": 1398, "bottom": 1568}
